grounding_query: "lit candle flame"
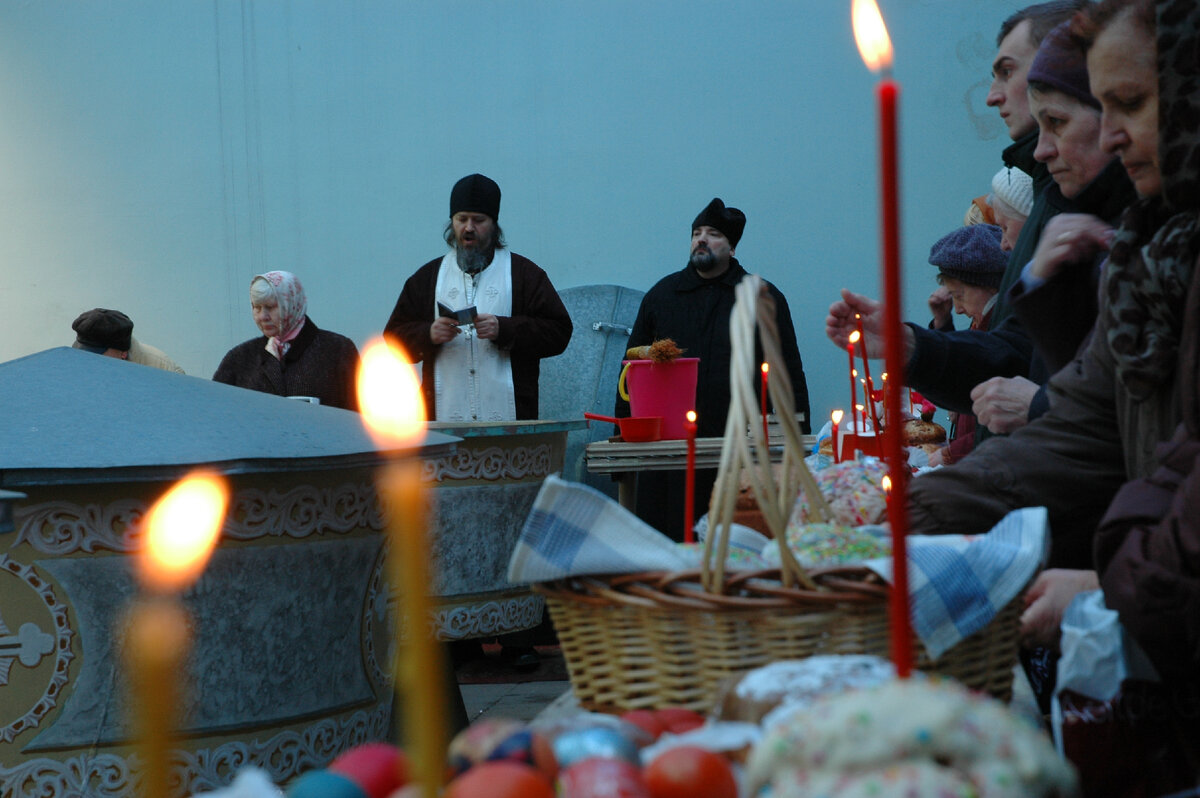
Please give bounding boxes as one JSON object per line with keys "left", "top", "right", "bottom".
{"left": 140, "top": 472, "right": 228, "bottom": 593}
{"left": 848, "top": 330, "right": 862, "bottom": 345}
{"left": 831, "top": 409, "right": 844, "bottom": 424}
{"left": 882, "top": 474, "right": 892, "bottom": 493}
{"left": 761, "top": 362, "right": 769, "bottom": 375}
{"left": 881, "top": 372, "right": 888, "bottom": 382}
{"left": 853, "top": 368, "right": 859, "bottom": 378}
{"left": 357, "top": 337, "right": 427, "bottom": 450}
{"left": 853, "top": 0, "right": 893, "bottom": 72}
{"left": 686, "top": 410, "right": 697, "bottom": 423}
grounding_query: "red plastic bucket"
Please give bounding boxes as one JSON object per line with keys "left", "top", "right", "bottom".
{"left": 618, "top": 358, "right": 699, "bottom": 440}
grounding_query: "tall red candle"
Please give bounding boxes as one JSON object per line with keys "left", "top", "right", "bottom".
{"left": 848, "top": 333, "right": 860, "bottom": 435}
{"left": 760, "top": 363, "right": 770, "bottom": 443}
{"left": 856, "top": 315, "right": 881, "bottom": 433}
{"left": 684, "top": 410, "right": 698, "bottom": 544}
{"left": 855, "top": 0, "right": 911, "bottom": 678}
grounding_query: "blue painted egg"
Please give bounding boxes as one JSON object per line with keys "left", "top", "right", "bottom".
{"left": 287, "top": 769, "right": 368, "bottom": 798}
{"left": 551, "top": 726, "right": 640, "bottom": 769}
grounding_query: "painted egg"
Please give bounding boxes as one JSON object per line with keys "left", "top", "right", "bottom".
{"left": 553, "top": 726, "right": 641, "bottom": 769}
{"left": 447, "top": 719, "right": 523, "bottom": 774}
{"left": 327, "top": 742, "right": 409, "bottom": 798}
{"left": 486, "top": 727, "right": 558, "bottom": 781}
{"left": 443, "top": 760, "right": 555, "bottom": 798}
{"left": 286, "top": 769, "right": 368, "bottom": 798}
{"left": 558, "top": 756, "right": 650, "bottom": 798}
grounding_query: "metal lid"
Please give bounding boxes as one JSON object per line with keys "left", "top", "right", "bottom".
{"left": 0, "top": 348, "right": 457, "bottom": 486}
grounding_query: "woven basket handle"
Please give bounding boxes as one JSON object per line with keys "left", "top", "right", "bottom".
{"left": 703, "top": 276, "right": 832, "bottom": 592}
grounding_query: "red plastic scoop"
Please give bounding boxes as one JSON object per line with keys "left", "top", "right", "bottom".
{"left": 583, "top": 412, "right": 664, "bottom": 443}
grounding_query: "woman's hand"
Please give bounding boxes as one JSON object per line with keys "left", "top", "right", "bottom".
{"left": 1030, "top": 214, "right": 1115, "bottom": 280}
{"left": 928, "top": 286, "right": 953, "bottom": 329}
{"left": 1019, "top": 568, "right": 1100, "bottom": 649}
{"left": 971, "top": 376, "right": 1039, "bottom": 434}
{"left": 826, "top": 289, "right": 913, "bottom": 359}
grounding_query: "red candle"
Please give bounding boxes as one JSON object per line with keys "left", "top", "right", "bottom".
{"left": 684, "top": 410, "right": 698, "bottom": 544}
{"left": 848, "top": 333, "right": 860, "bottom": 436}
{"left": 857, "top": 316, "right": 881, "bottom": 433}
{"left": 831, "top": 409, "right": 843, "bottom": 463}
{"left": 855, "top": 0, "right": 911, "bottom": 678}
{"left": 760, "top": 362, "right": 770, "bottom": 443}
{"left": 880, "top": 372, "right": 889, "bottom": 429}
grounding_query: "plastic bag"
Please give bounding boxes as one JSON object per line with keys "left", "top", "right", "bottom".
{"left": 1051, "top": 590, "right": 1192, "bottom": 796}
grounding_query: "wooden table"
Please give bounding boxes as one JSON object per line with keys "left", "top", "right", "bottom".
{"left": 585, "top": 433, "right": 817, "bottom": 509}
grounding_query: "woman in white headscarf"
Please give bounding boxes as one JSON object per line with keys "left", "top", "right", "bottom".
{"left": 213, "top": 271, "right": 361, "bottom": 410}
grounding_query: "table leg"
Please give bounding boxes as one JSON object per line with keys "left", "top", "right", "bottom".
{"left": 616, "top": 472, "right": 635, "bottom": 511}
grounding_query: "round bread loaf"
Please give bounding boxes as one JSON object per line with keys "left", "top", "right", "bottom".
{"left": 747, "top": 677, "right": 1078, "bottom": 797}
{"left": 903, "top": 419, "right": 946, "bottom": 445}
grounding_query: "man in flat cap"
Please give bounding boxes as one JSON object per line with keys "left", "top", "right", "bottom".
{"left": 72, "top": 308, "right": 185, "bottom": 373}
{"left": 384, "top": 174, "right": 572, "bottom": 422}
{"left": 618, "top": 198, "right": 811, "bottom": 539}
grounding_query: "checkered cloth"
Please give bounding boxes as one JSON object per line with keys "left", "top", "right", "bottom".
{"left": 864, "top": 506, "right": 1049, "bottom": 659}
{"left": 508, "top": 477, "right": 1048, "bottom": 661}
{"left": 506, "top": 475, "right": 689, "bottom": 583}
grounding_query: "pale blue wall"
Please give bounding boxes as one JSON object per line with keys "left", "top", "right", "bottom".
{"left": 0, "top": 0, "right": 1021, "bottom": 422}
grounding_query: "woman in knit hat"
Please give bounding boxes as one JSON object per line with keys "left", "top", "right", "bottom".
{"left": 926, "top": 224, "right": 1009, "bottom": 331}
{"left": 988, "top": 166, "right": 1034, "bottom": 252}
{"left": 924, "top": 224, "right": 1008, "bottom": 467}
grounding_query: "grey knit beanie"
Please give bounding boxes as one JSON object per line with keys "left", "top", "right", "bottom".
{"left": 928, "top": 224, "right": 1007, "bottom": 289}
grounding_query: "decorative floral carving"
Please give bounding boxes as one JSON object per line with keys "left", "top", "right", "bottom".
{"left": 0, "top": 752, "right": 132, "bottom": 797}
{"left": 226, "top": 482, "right": 385, "bottom": 540}
{"left": 11, "top": 483, "right": 386, "bottom": 555}
{"left": 0, "top": 703, "right": 390, "bottom": 796}
{"left": 426, "top": 444, "right": 553, "bottom": 482}
{"left": 12, "top": 499, "right": 143, "bottom": 555}
{"left": 435, "top": 596, "right": 545, "bottom": 640}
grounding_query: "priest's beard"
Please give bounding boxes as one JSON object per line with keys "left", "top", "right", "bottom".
{"left": 456, "top": 243, "right": 494, "bottom": 275}
{"left": 690, "top": 247, "right": 727, "bottom": 277}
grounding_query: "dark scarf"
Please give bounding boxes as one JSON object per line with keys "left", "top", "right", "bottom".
{"left": 1102, "top": 0, "right": 1200, "bottom": 401}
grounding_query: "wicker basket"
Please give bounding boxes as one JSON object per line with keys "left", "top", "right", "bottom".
{"left": 537, "top": 568, "right": 1020, "bottom": 713}
{"left": 540, "top": 276, "right": 1021, "bottom": 713}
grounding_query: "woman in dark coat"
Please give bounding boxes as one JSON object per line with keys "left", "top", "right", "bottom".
{"left": 214, "top": 271, "right": 360, "bottom": 410}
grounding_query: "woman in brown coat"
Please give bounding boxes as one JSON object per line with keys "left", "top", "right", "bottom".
{"left": 214, "top": 271, "right": 360, "bottom": 411}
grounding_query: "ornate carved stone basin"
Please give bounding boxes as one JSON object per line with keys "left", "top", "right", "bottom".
{"left": 0, "top": 348, "right": 459, "bottom": 797}
{"left": 424, "top": 419, "right": 585, "bottom": 642}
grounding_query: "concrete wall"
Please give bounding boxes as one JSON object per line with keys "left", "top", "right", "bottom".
{"left": 0, "top": 0, "right": 1019, "bottom": 422}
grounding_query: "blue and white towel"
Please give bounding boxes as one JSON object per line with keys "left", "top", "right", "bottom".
{"left": 864, "top": 506, "right": 1049, "bottom": 659}
{"left": 508, "top": 476, "right": 1048, "bottom": 661}
{"left": 506, "top": 475, "right": 690, "bottom": 583}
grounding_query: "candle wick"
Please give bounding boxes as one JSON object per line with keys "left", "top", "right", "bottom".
{"left": 880, "top": 65, "right": 894, "bottom": 82}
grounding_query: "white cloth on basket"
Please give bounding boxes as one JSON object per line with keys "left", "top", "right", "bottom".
{"left": 507, "top": 475, "right": 690, "bottom": 583}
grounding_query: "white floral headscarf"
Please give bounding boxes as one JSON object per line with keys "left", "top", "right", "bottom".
{"left": 252, "top": 271, "right": 308, "bottom": 360}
